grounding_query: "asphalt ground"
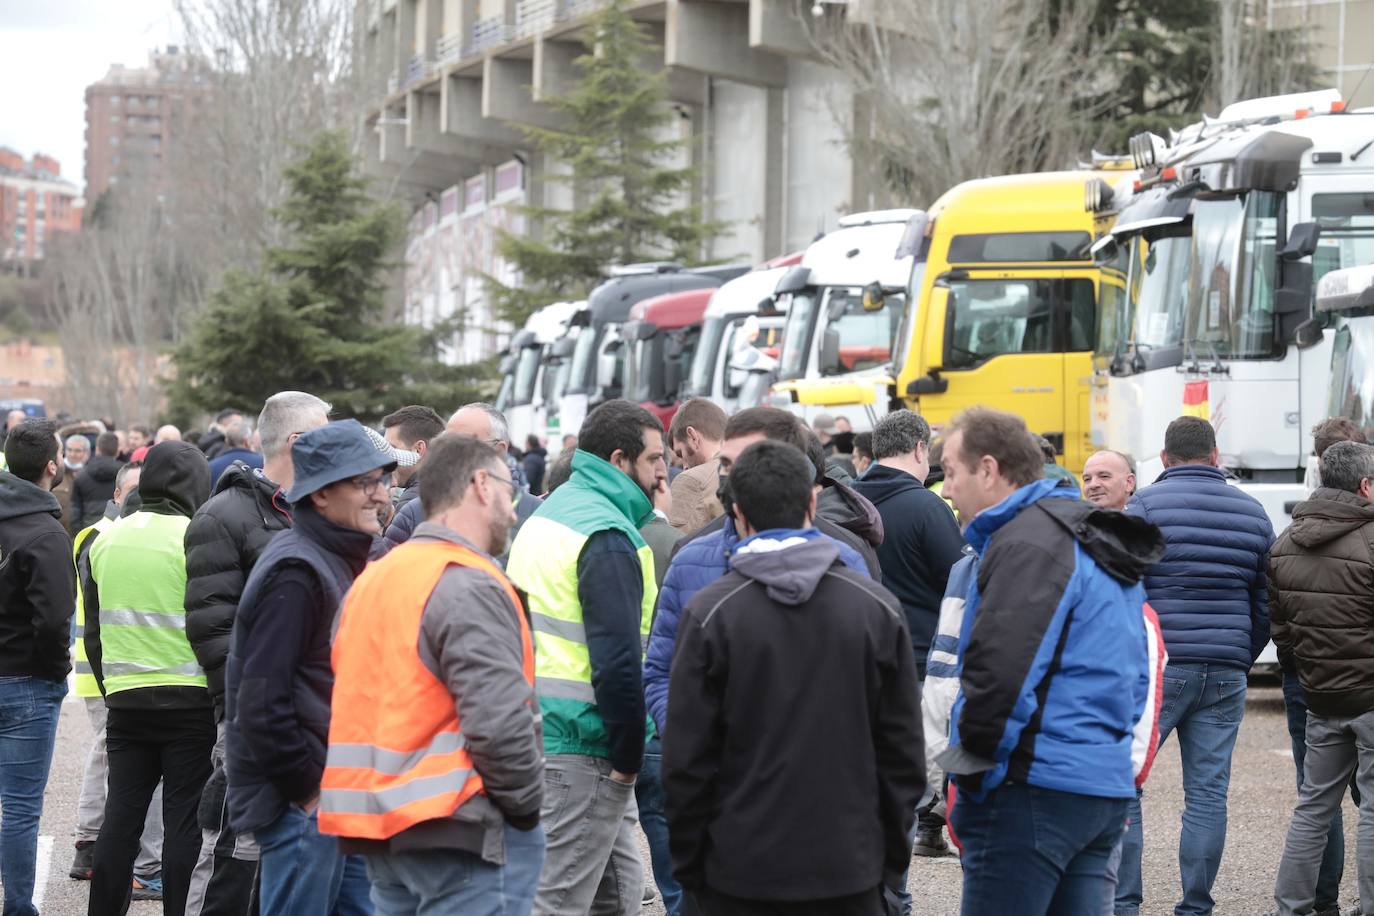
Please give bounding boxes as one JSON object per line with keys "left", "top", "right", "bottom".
{"left": 35, "top": 683, "right": 1354, "bottom": 915}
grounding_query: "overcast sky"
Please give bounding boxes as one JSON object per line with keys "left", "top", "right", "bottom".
{"left": 0, "top": 0, "right": 177, "bottom": 194}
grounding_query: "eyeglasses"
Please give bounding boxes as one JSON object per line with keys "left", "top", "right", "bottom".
{"left": 482, "top": 472, "right": 517, "bottom": 495}
{"left": 346, "top": 473, "right": 391, "bottom": 497}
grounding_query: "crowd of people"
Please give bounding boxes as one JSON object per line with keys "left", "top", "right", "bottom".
{"left": 0, "top": 395, "right": 1371, "bottom": 916}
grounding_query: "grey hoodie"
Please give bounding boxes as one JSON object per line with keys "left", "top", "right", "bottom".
{"left": 730, "top": 533, "right": 840, "bottom": 605}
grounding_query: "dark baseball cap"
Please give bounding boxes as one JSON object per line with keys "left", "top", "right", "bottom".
{"left": 285, "top": 419, "right": 397, "bottom": 504}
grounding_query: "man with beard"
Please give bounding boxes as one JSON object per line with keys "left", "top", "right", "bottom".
{"left": 506, "top": 399, "right": 667, "bottom": 916}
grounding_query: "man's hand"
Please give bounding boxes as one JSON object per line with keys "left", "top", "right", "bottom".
{"left": 609, "top": 769, "right": 637, "bottom": 786}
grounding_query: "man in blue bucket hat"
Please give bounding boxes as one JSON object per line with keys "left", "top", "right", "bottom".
{"left": 224, "top": 419, "right": 395, "bottom": 914}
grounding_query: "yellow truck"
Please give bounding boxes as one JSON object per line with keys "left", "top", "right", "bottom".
{"left": 782, "top": 167, "right": 1133, "bottom": 472}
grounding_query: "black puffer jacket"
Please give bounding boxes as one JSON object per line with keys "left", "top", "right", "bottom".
{"left": 184, "top": 463, "right": 291, "bottom": 717}
{"left": 70, "top": 454, "right": 122, "bottom": 534}
{"left": 1269, "top": 487, "right": 1374, "bottom": 718}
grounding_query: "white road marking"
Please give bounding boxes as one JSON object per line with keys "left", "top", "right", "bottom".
{"left": 35, "top": 834, "right": 53, "bottom": 909}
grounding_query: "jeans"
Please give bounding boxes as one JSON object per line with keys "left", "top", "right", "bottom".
{"left": 1282, "top": 670, "right": 1351, "bottom": 912}
{"left": 90, "top": 704, "right": 216, "bottom": 916}
{"left": 366, "top": 823, "right": 546, "bottom": 916}
{"left": 1273, "top": 709, "right": 1374, "bottom": 915}
{"left": 532, "top": 754, "right": 643, "bottom": 916}
{"left": 1115, "top": 663, "right": 1247, "bottom": 916}
{"left": 0, "top": 675, "right": 65, "bottom": 916}
{"left": 256, "top": 802, "right": 372, "bottom": 916}
{"left": 953, "top": 781, "right": 1128, "bottom": 916}
{"left": 691, "top": 885, "right": 886, "bottom": 915}
{"left": 637, "top": 739, "right": 686, "bottom": 916}
{"left": 76, "top": 696, "right": 163, "bottom": 877}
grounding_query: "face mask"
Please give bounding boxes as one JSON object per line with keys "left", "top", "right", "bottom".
{"left": 66, "top": 460, "right": 85, "bottom": 471}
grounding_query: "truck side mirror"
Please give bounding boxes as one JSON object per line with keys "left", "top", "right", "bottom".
{"left": 1280, "top": 222, "right": 1321, "bottom": 261}
{"left": 596, "top": 345, "right": 620, "bottom": 391}
{"left": 862, "top": 281, "right": 886, "bottom": 312}
{"left": 1292, "top": 317, "right": 1324, "bottom": 349}
{"left": 663, "top": 358, "right": 684, "bottom": 402}
{"left": 820, "top": 326, "right": 841, "bottom": 375}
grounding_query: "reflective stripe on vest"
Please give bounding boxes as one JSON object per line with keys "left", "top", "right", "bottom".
{"left": 87, "top": 512, "right": 206, "bottom": 695}
{"left": 319, "top": 539, "right": 534, "bottom": 840}
{"left": 71, "top": 517, "right": 113, "bottom": 698}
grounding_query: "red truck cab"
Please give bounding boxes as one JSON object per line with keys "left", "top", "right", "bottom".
{"left": 619, "top": 287, "right": 716, "bottom": 430}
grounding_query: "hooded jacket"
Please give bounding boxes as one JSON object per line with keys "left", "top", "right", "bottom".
{"left": 1269, "top": 487, "right": 1374, "bottom": 718}
{"left": 1126, "top": 464, "right": 1274, "bottom": 669}
{"left": 184, "top": 463, "right": 292, "bottom": 718}
{"left": 943, "top": 479, "right": 1166, "bottom": 802}
{"left": 643, "top": 513, "right": 870, "bottom": 732}
{"left": 83, "top": 440, "right": 212, "bottom": 711}
{"left": 852, "top": 464, "right": 966, "bottom": 670}
{"left": 817, "top": 469, "right": 884, "bottom": 582}
{"left": 70, "top": 453, "right": 122, "bottom": 534}
{"left": 0, "top": 470, "right": 74, "bottom": 681}
{"left": 662, "top": 529, "right": 924, "bottom": 901}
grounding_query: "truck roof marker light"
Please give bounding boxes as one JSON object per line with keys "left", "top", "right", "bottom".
{"left": 1331, "top": 100, "right": 1347, "bottom": 113}
{"left": 1294, "top": 108, "right": 1311, "bottom": 119}
{"left": 1132, "top": 179, "right": 1143, "bottom": 192}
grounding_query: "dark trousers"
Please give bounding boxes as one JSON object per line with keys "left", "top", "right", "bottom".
{"left": 692, "top": 885, "right": 884, "bottom": 916}
{"left": 90, "top": 705, "right": 216, "bottom": 916}
{"left": 954, "top": 781, "right": 1127, "bottom": 916}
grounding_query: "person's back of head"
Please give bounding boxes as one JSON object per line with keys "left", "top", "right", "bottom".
{"left": 383, "top": 404, "right": 445, "bottom": 450}
{"left": 1031, "top": 433, "right": 1059, "bottom": 465}
{"left": 1313, "top": 416, "right": 1367, "bottom": 460}
{"left": 258, "top": 391, "right": 332, "bottom": 461}
{"left": 544, "top": 449, "right": 575, "bottom": 495}
{"left": 1318, "top": 440, "right": 1374, "bottom": 499}
{"left": 724, "top": 407, "right": 803, "bottom": 448}
{"left": 96, "top": 431, "right": 121, "bottom": 459}
{"left": 139, "top": 441, "right": 212, "bottom": 518}
{"left": 448, "top": 402, "right": 510, "bottom": 446}
{"left": 872, "top": 410, "right": 931, "bottom": 464}
{"left": 525, "top": 434, "right": 543, "bottom": 453}
{"left": 1162, "top": 415, "right": 1218, "bottom": 468}
{"left": 854, "top": 432, "right": 873, "bottom": 463}
{"left": 224, "top": 420, "right": 253, "bottom": 451}
{"left": 4, "top": 419, "right": 59, "bottom": 485}
{"left": 729, "top": 440, "right": 815, "bottom": 534}
{"left": 215, "top": 407, "right": 243, "bottom": 428}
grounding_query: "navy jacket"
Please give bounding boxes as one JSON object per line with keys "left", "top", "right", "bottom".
{"left": 852, "top": 465, "right": 966, "bottom": 670}
{"left": 945, "top": 479, "right": 1164, "bottom": 802}
{"left": 1126, "top": 465, "right": 1274, "bottom": 669}
{"left": 224, "top": 504, "right": 370, "bottom": 832}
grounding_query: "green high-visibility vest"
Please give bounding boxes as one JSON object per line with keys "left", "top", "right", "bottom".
{"left": 506, "top": 450, "right": 656, "bottom": 760}
{"left": 71, "top": 515, "right": 114, "bottom": 698}
{"left": 87, "top": 511, "right": 206, "bottom": 695}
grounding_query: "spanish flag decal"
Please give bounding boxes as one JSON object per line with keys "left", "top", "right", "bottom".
{"left": 1181, "top": 380, "right": 1210, "bottom": 420}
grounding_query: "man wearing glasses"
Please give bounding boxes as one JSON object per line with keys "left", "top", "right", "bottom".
{"left": 184, "top": 390, "right": 331, "bottom": 916}
{"left": 223, "top": 419, "right": 396, "bottom": 913}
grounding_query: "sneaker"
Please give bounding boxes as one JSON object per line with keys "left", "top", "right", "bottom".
{"left": 642, "top": 884, "right": 657, "bottom": 904}
{"left": 131, "top": 874, "right": 163, "bottom": 901}
{"left": 913, "top": 826, "right": 955, "bottom": 858}
{"left": 68, "top": 841, "right": 94, "bottom": 880}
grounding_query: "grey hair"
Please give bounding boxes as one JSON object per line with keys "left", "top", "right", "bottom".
{"left": 872, "top": 409, "right": 931, "bottom": 461}
{"left": 258, "top": 391, "right": 331, "bottom": 460}
{"left": 1319, "top": 440, "right": 1374, "bottom": 494}
{"left": 224, "top": 420, "right": 253, "bottom": 449}
{"left": 455, "top": 402, "right": 510, "bottom": 445}
{"left": 65, "top": 434, "right": 90, "bottom": 451}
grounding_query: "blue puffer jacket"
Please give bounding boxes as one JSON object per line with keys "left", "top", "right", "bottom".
{"left": 643, "top": 514, "right": 867, "bottom": 732}
{"left": 1125, "top": 465, "right": 1274, "bottom": 669}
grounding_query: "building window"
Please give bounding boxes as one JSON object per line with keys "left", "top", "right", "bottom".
{"left": 111, "top": 94, "right": 121, "bottom": 106}
{"left": 111, "top": 135, "right": 120, "bottom": 146}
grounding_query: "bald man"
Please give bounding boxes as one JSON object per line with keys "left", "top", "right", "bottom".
{"left": 155, "top": 425, "right": 182, "bottom": 444}
{"left": 382, "top": 403, "right": 541, "bottom": 557}
{"left": 1081, "top": 450, "right": 1136, "bottom": 511}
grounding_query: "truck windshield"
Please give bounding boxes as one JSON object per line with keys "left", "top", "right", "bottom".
{"left": 688, "top": 316, "right": 726, "bottom": 395}
{"left": 1128, "top": 235, "right": 1191, "bottom": 353}
{"left": 945, "top": 278, "right": 1094, "bottom": 368}
{"left": 892, "top": 260, "right": 928, "bottom": 380}
{"left": 1183, "top": 192, "right": 1281, "bottom": 360}
{"left": 821, "top": 287, "right": 903, "bottom": 376}
{"left": 1093, "top": 239, "right": 1133, "bottom": 361}
{"left": 627, "top": 337, "right": 657, "bottom": 403}
{"left": 1329, "top": 317, "right": 1374, "bottom": 439}
{"left": 1313, "top": 193, "right": 1374, "bottom": 287}
{"left": 568, "top": 327, "right": 599, "bottom": 395}
{"left": 513, "top": 347, "right": 542, "bottom": 407}
{"left": 494, "top": 374, "right": 514, "bottom": 413}
{"left": 778, "top": 291, "right": 819, "bottom": 381}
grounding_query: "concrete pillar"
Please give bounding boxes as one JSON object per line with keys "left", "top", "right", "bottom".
{"left": 483, "top": 56, "right": 564, "bottom": 128}
{"left": 442, "top": 71, "right": 525, "bottom": 145}
{"left": 748, "top": 0, "right": 817, "bottom": 59}
{"left": 666, "top": 0, "right": 786, "bottom": 87}
{"left": 532, "top": 36, "right": 580, "bottom": 102}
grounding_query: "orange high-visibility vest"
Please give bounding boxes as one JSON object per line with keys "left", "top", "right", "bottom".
{"left": 318, "top": 539, "right": 535, "bottom": 840}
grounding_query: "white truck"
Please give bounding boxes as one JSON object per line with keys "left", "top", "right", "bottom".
{"left": 505, "top": 301, "right": 583, "bottom": 449}
{"left": 1092, "top": 90, "right": 1374, "bottom": 535}
{"left": 767, "top": 210, "right": 920, "bottom": 431}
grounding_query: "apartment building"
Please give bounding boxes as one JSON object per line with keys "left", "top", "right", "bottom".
{"left": 0, "top": 149, "right": 82, "bottom": 269}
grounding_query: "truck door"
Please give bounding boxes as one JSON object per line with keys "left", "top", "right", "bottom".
{"left": 926, "top": 269, "right": 1066, "bottom": 447}
{"left": 1059, "top": 269, "right": 1102, "bottom": 472}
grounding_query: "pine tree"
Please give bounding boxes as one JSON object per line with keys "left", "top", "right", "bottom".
{"left": 168, "top": 131, "right": 489, "bottom": 423}
{"left": 487, "top": 0, "right": 725, "bottom": 326}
